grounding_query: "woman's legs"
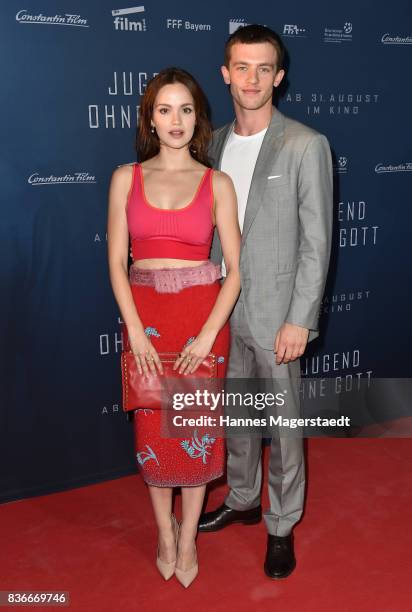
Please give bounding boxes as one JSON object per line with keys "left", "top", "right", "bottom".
{"left": 148, "top": 485, "right": 175, "bottom": 563}
{"left": 177, "top": 485, "right": 206, "bottom": 570}
{"left": 148, "top": 484, "right": 206, "bottom": 568}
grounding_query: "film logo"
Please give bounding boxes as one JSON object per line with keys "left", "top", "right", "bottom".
{"left": 112, "top": 5, "right": 146, "bottom": 32}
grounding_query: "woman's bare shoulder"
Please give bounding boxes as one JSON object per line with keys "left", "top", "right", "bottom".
{"left": 110, "top": 163, "right": 136, "bottom": 194}
{"left": 212, "top": 169, "right": 235, "bottom": 192}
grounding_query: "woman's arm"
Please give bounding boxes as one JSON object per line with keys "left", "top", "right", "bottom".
{"left": 175, "top": 170, "right": 241, "bottom": 374}
{"left": 107, "top": 165, "right": 163, "bottom": 375}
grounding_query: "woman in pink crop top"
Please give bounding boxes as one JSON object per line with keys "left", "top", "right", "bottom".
{"left": 107, "top": 68, "right": 241, "bottom": 587}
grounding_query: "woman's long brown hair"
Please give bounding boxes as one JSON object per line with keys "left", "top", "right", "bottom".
{"left": 137, "top": 67, "right": 212, "bottom": 167}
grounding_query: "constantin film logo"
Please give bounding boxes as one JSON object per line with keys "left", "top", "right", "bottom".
{"left": 381, "top": 33, "right": 412, "bottom": 45}
{"left": 28, "top": 172, "right": 96, "bottom": 185}
{"left": 112, "top": 5, "right": 146, "bottom": 31}
{"left": 15, "top": 10, "right": 89, "bottom": 27}
{"left": 375, "top": 162, "right": 412, "bottom": 173}
{"left": 323, "top": 21, "right": 352, "bottom": 43}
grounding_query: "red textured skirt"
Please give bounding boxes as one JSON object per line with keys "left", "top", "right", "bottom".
{"left": 123, "top": 270, "right": 229, "bottom": 487}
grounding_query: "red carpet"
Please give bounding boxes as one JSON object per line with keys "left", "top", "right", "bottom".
{"left": 1, "top": 439, "right": 411, "bottom": 611}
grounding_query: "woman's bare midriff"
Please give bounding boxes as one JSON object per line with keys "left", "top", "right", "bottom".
{"left": 132, "top": 258, "right": 207, "bottom": 270}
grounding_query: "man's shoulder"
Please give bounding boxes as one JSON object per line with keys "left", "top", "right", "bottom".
{"left": 208, "top": 122, "right": 233, "bottom": 166}
{"left": 212, "top": 122, "right": 232, "bottom": 141}
{"left": 281, "top": 111, "right": 328, "bottom": 146}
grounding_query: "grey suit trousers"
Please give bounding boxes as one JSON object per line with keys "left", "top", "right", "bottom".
{"left": 225, "top": 296, "right": 305, "bottom": 536}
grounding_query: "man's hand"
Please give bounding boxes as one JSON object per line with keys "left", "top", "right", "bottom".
{"left": 274, "top": 323, "right": 309, "bottom": 365}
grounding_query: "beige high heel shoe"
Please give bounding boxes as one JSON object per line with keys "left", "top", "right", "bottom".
{"left": 156, "top": 514, "right": 178, "bottom": 581}
{"left": 175, "top": 527, "right": 198, "bottom": 588}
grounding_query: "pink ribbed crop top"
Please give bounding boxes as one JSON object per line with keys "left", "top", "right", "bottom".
{"left": 126, "top": 163, "right": 215, "bottom": 261}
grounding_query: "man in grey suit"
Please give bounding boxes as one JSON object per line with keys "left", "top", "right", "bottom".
{"left": 198, "top": 25, "right": 333, "bottom": 578}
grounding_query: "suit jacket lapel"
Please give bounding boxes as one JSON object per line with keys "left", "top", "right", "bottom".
{"left": 212, "top": 121, "right": 235, "bottom": 169}
{"left": 241, "top": 109, "right": 285, "bottom": 246}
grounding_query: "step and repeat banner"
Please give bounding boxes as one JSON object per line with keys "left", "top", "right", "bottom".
{"left": 1, "top": 1, "right": 411, "bottom": 502}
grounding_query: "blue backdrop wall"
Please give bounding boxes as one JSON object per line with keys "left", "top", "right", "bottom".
{"left": 1, "top": 1, "right": 411, "bottom": 502}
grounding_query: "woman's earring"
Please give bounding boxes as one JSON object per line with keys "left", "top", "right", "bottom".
{"left": 150, "top": 125, "right": 155, "bottom": 134}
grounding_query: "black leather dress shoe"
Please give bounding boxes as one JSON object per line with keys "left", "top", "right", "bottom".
{"left": 198, "top": 503, "right": 262, "bottom": 532}
{"left": 264, "top": 534, "right": 296, "bottom": 579}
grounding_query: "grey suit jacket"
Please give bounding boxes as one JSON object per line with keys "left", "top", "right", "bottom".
{"left": 210, "top": 107, "right": 333, "bottom": 350}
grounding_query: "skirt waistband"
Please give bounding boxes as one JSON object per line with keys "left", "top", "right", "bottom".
{"left": 129, "top": 261, "right": 222, "bottom": 293}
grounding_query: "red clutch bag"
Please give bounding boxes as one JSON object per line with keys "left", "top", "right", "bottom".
{"left": 121, "top": 351, "right": 217, "bottom": 412}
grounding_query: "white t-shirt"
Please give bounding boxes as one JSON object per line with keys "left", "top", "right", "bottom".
{"left": 220, "top": 126, "right": 267, "bottom": 276}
